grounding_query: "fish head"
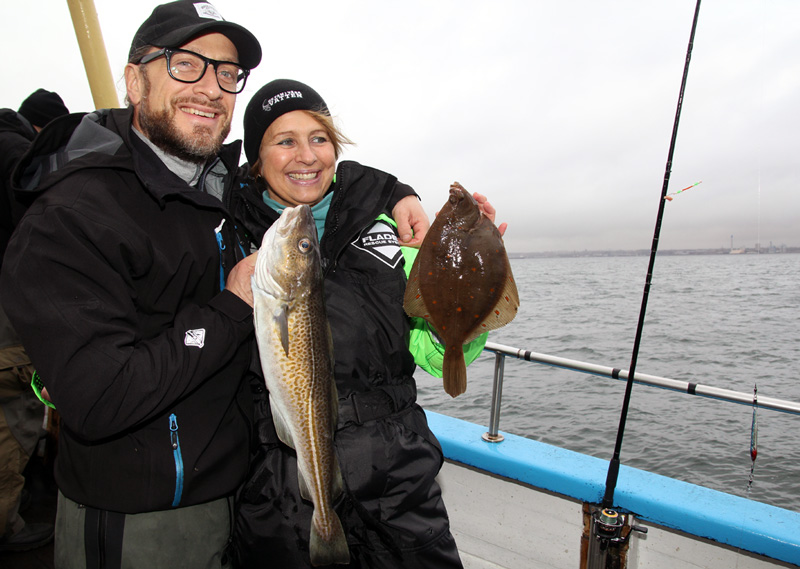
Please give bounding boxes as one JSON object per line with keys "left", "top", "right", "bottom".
{"left": 253, "top": 205, "right": 322, "bottom": 298}
{"left": 438, "top": 182, "right": 482, "bottom": 228}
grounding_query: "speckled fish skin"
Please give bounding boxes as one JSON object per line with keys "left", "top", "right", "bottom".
{"left": 403, "top": 182, "right": 519, "bottom": 397}
{"left": 251, "top": 205, "right": 349, "bottom": 566}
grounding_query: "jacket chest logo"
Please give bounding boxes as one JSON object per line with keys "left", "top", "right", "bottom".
{"left": 351, "top": 220, "right": 402, "bottom": 268}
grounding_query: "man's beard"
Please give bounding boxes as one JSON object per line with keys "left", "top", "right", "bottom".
{"left": 137, "top": 73, "right": 231, "bottom": 164}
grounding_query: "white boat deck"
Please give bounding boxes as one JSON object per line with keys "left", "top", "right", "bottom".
{"left": 429, "top": 411, "right": 800, "bottom": 569}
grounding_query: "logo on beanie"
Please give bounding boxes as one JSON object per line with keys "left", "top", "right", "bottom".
{"left": 262, "top": 91, "right": 303, "bottom": 112}
{"left": 352, "top": 221, "right": 402, "bottom": 268}
{"left": 193, "top": 2, "right": 224, "bottom": 21}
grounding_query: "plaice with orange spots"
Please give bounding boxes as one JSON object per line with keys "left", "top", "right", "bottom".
{"left": 403, "top": 182, "right": 520, "bottom": 397}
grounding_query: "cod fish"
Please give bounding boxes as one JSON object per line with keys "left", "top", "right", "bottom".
{"left": 403, "top": 182, "right": 519, "bottom": 398}
{"left": 251, "top": 205, "right": 349, "bottom": 566}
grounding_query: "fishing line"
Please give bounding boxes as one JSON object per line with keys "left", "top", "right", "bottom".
{"left": 601, "top": 0, "right": 703, "bottom": 510}
{"left": 664, "top": 180, "right": 702, "bottom": 201}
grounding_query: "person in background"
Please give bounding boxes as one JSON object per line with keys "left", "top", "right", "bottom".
{"left": 0, "top": 88, "right": 69, "bottom": 553}
{"left": 1, "top": 89, "right": 70, "bottom": 258}
{"left": 229, "top": 79, "right": 501, "bottom": 569}
{"left": 1, "top": 2, "right": 262, "bottom": 567}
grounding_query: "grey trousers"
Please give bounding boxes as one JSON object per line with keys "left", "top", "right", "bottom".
{"left": 55, "top": 492, "right": 234, "bottom": 569}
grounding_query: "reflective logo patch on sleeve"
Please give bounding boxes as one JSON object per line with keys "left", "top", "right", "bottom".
{"left": 184, "top": 328, "right": 206, "bottom": 348}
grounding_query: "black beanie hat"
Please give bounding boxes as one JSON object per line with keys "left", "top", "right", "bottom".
{"left": 129, "top": 1, "right": 261, "bottom": 69}
{"left": 243, "top": 79, "right": 330, "bottom": 165}
{"left": 18, "top": 89, "right": 69, "bottom": 129}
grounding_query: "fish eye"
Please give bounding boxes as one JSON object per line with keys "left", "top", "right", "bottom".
{"left": 298, "top": 238, "right": 312, "bottom": 253}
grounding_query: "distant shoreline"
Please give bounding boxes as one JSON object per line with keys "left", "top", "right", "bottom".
{"left": 508, "top": 246, "right": 800, "bottom": 259}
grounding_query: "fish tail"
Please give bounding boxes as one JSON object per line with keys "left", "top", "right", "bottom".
{"left": 443, "top": 345, "right": 468, "bottom": 398}
{"left": 309, "top": 509, "right": 350, "bottom": 566}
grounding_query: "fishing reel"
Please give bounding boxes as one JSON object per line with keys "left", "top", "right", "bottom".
{"left": 593, "top": 509, "right": 626, "bottom": 550}
{"left": 592, "top": 508, "right": 648, "bottom": 551}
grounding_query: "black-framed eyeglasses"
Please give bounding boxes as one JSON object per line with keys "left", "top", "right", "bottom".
{"left": 138, "top": 48, "right": 250, "bottom": 94}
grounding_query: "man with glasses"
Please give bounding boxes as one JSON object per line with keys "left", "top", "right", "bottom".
{"left": 0, "top": 2, "right": 261, "bottom": 567}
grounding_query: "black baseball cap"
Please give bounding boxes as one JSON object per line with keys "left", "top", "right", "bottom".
{"left": 129, "top": 1, "right": 261, "bottom": 69}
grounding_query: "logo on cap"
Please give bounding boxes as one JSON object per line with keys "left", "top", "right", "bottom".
{"left": 193, "top": 2, "right": 224, "bottom": 21}
{"left": 262, "top": 90, "right": 304, "bottom": 112}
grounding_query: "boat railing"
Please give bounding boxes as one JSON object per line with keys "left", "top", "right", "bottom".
{"left": 481, "top": 341, "right": 800, "bottom": 442}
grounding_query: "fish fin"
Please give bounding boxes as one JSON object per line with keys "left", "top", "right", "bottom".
{"left": 402, "top": 257, "right": 428, "bottom": 317}
{"left": 298, "top": 469, "right": 312, "bottom": 501}
{"left": 309, "top": 509, "right": 350, "bottom": 566}
{"left": 272, "top": 304, "right": 290, "bottom": 356}
{"left": 269, "top": 397, "right": 296, "bottom": 450}
{"left": 501, "top": 261, "right": 521, "bottom": 309}
{"left": 443, "top": 345, "right": 468, "bottom": 397}
{"left": 463, "top": 266, "right": 520, "bottom": 344}
{"left": 332, "top": 459, "right": 344, "bottom": 500}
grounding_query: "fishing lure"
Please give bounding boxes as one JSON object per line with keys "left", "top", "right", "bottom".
{"left": 665, "top": 180, "right": 702, "bottom": 201}
{"left": 747, "top": 384, "right": 758, "bottom": 492}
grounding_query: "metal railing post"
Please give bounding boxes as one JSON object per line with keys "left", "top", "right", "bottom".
{"left": 482, "top": 351, "right": 506, "bottom": 442}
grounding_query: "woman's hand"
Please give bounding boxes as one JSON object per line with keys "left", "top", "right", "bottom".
{"left": 393, "top": 196, "right": 430, "bottom": 247}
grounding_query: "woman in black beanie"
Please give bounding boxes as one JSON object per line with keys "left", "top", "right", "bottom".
{"left": 229, "top": 79, "right": 501, "bottom": 569}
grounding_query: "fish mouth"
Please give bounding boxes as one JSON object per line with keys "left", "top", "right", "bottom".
{"left": 449, "top": 182, "right": 478, "bottom": 207}
{"left": 448, "top": 187, "right": 466, "bottom": 206}
{"left": 276, "top": 204, "right": 314, "bottom": 236}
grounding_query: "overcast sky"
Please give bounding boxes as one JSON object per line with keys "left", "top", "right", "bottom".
{"left": 4, "top": 1, "right": 798, "bottom": 253}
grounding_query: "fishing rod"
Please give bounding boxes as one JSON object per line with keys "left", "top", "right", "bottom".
{"left": 601, "top": 0, "right": 703, "bottom": 511}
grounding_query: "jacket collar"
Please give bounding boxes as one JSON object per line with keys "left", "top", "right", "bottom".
{"left": 12, "top": 106, "right": 243, "bottom": 209}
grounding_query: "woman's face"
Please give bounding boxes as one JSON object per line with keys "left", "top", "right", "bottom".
{"left": 257, "top": 110, "right": 336, "bottom": 207}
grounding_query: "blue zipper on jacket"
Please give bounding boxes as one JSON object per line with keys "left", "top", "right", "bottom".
{"left": 169, "top": 413, "right": 184, "bottom": 507}
{"left": 215, "top": 218, "right": 249, "bottom": 291}
{"left": 215, "top": 220, "right": 227, "bottom": 291}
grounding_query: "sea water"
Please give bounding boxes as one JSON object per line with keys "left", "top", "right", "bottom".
{"left": 417, "top": 252, "right": 800, "bottom": 513}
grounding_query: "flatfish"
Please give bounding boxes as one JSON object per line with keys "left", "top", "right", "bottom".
{"left": 404, "top": 182, "right": 519, "bottom": 397}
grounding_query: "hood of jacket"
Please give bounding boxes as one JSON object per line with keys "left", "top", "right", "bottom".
{"left": 0, "top": 108, "right": 36, "bottom": 141}
{"left": 11, "top": 107, "right": 243, "bottom": 207}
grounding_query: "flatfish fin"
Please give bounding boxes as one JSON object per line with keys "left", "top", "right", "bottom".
{"left": 463, "top": 259, "right": 520, "bottom": 344}
{"left": 402, "top": 254, "right": 429, "bottom": 318}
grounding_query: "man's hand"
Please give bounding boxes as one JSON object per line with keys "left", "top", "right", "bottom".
{"left": 392, "top": 196, "right": 430, "bottom": 247}
{"left": 473, "top": 192, "right": 507, "bottom": 237}
{"left": 226, "top": 253, "right": 258, "bottom": 307}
